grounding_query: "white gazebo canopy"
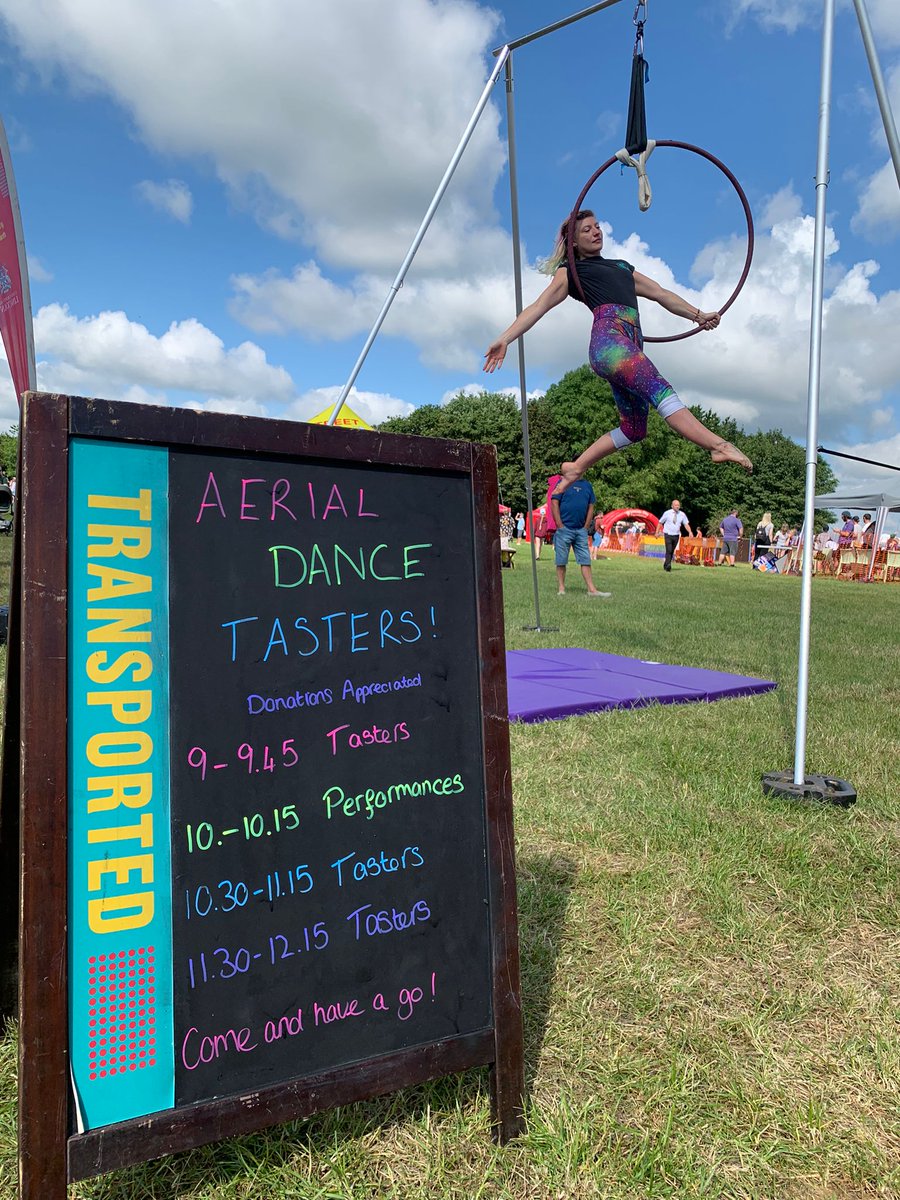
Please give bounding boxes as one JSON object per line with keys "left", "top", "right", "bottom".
{"left": 813, "top": 491, "right": 900, "bottom": 582}
{"left": 813, "top": 491, "right": 900, "bottom": 512}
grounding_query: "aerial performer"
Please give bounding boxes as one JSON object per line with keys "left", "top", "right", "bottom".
{"left": 483, "top": 208, "right": 753, "bottom": 492}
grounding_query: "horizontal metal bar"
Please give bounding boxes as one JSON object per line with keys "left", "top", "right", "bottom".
{"left": 493, "top": 0, "right": 625, "bottom": 55}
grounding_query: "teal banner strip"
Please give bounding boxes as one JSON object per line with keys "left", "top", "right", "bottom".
{"left": 68, "top": 439, "right": 173, "bottom": 1129}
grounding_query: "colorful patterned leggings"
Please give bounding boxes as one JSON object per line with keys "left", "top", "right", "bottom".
{"left": 588, "top": 304, "right": 685, "bottom": 447}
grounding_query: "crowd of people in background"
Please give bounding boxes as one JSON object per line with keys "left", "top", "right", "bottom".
{"left": 500, "top": 488, "right": 899, "bottom": 589}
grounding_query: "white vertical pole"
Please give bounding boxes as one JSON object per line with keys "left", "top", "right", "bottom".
{"left": 866, "top": 507, "right": 886, "bottom": 581}
{"left": 794, "top": 0, "right": 836, "bottom": 786}
{"left": 504, "top": 55, "right": 549, "bottom": 631}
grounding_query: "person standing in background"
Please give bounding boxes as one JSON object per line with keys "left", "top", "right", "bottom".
{"left": 550, "top": 474, "right": 610, "bottom": 597}
{"left": 838, "top": 511, "right": 856, "bottom": 548}
{"left": 658, "top": 500, "right": 693, "bottom": 572}
{"left": 718, "top": 508, "right": 743, "bottom": 566}
{"left": 754, "top": 511, "right": 774, "bottom": 557}
{"left": 533, "top": 504, "right": 547, "bottom": 560}
{"left": 858, "top": 513, "right": 875, "bottom": 547}
{"left": 515, "top": 511, "right": 525, "bottom": 543}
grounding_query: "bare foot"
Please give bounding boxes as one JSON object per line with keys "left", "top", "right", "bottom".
{"left": 552, "top": 462, "right": 585, "bottom": 498}
{"left": 711, "top": 440, "right": 753, "bottom": 473}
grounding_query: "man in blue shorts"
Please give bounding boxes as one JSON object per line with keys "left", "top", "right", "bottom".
{"left": 550, "top": 474, "right": 611, "bottom": 597}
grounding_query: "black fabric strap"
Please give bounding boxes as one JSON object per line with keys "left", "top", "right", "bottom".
{"left": 625, "top": 52, "right": 649, "bottom": 156}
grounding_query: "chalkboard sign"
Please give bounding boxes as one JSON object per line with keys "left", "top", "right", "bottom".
{"left": 9, "top": 393, "right": 523, "bottom": 1198}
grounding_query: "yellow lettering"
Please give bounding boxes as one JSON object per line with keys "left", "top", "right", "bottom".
{"left": 88, "top": 489, "right": 152, "bottom": 520}
{"left": 87, "top": 772, "right": 152, "bottom": 813}
{"left": 87, "top": 564, "right": 152, "bottom": 602}
{"left": 87, "top": 689, "right": 152, "bottom": 724}
{"left": 86, "top": 650, "right": 152, "bottom": 685}
{"left": 87, "top": 608, "right": 151, "bottom": 642}
{"left": 87, "top": 524, "right": 152, "bottom": 559}
{"left": 86, "top": 731, "right": 153, "bottom": 767}
{"left": 88, "top": 892, "right": 154, "bottom": 933}
{"left": 88, "top": 852, "right": 154, "bottom": 892}
{"left": 87, "top": 813, "right": 153, "bottom": 847}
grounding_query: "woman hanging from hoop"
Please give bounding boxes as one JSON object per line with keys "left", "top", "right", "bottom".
{"left": 484, "top": 210, "right": 752, "bottom": 490}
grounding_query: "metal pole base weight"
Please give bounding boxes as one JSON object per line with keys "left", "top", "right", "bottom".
{"left": 521, "top": 625, "right": 560, "bottom": 632}
{"left": 761, "top": 770, "right": 857, "bottom": 807}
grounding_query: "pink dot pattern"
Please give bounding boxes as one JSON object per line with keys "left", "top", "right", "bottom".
{"left": 86, "top": 947, "right": 157, "bottom": 1081}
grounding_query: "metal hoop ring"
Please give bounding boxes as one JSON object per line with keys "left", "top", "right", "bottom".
{"left": 567, "top": 140, "right": 754, "bottom": 344}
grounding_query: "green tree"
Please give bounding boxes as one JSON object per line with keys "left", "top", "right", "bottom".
{"left": 0, "top": 424, "right": 18, "bottom": 478}
{"left": 526, "top": 369, "right": 752, "bottom": 527}
{"left": 377, "top": 369, "right": 838, "bottom": 531}
{"left": 738, "top": 429, "right": 837, "bottom": 532}
{"left": 379, "top": 391, "right": 525, "bottom": 509}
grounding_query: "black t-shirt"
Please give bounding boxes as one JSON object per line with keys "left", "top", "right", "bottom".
{"left": 567, "top": 255, "right": 638, "bottom": 310}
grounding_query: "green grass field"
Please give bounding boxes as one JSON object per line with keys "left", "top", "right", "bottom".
{"left": 1, "top": 542, "right": 898, "bottom": 1199}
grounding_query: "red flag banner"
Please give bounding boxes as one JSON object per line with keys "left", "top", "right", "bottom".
{"left": 0, "top": 117, "right": 36, "bottom": 404}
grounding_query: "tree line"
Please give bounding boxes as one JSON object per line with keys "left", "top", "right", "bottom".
{"left": 377, "top": 366, "right": 838, "bottom": 534}
{"left": 0, "top": 426, "right": 17, "bottom": 479}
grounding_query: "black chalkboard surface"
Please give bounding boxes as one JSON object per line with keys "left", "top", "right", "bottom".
{"left": 168, "top": 450, "right": 493, "bottom": 1103}
{"left": 11, "top": 393, "right": 524, "bottom": 1199}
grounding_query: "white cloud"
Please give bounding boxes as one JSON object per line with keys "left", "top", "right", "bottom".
{"left": 33, "top": 303, "right": 296, "bottom": 406}
{"left": 867, "top": 0, "right": 900, "bottom": 47}
{"left": 184, "top": 396, "right": 270, "bottom": 418}
{"left": 229, "top": 260, "right": 518, "bottom": 371}
{"left": 0, "top": 371, "right": 19, "bottom": 429}
{"left": 818, "top": 431, "right": 900, "bottom": 501}
{"left": 440, "top": 383, "right": 495, "bottom": 406}
{"left": 286, "top": 385, "right": 414, "bottom": 427}
{"left": 135, "top": 178, "right": 193, "bottom": 223}
{"left": 0, "top": 0, "right": 505, "bottom": 274}
{"left": 439, "top": 382, "right": 545, "bottom": 406}
{"left": 733, "top": 4, "right": 900, "bottom": 246}
{"left": 760, "top": 184, "right": 804, "bottom": 226}
{"left": 732, "top": 0, "right": 900, "bottom": 44}
{"left": 851, "top": 61, "right": 900, "bottom": 238}
{"left": 500, "top": 385, "right": 546, "bottom": 402}
{"left": 1, "top": 1, "right": 897, "bottom": 454}
{"left": 593, "top": 110, "right": 621, "bottom": 142}
{"left": 27, "top": 255, "right": 53, "bottom": 283}
{"left": 221, "top": 189, "right": 900, "bottom": 447}
{"left": 439, "top": 383, "right": 545, "bottom": 405}
{"left": 230, "top": 261, "right": 382, "bottom": 339}
{"left": 729, "top": 0, "right": 815, "bottom": 35}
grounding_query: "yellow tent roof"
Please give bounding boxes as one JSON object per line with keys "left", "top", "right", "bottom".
{"left": 307, "top": 402, "right": 373, "bottom": 430}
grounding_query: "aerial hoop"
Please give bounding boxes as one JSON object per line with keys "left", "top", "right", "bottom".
{"left": 567, "top": 140, "right": 754, "bottom": 344}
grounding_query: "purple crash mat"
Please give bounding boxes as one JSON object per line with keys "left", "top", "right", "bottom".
{"left": 507, "top": 647, "right": 775, "bottom": 723}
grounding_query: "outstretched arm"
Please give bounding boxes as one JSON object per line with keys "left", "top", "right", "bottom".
{"left": 484, "top": 267, "right": 569, "bottom": 372}
{"left": 634, "top": 271, "right": 720, "bottom": 330}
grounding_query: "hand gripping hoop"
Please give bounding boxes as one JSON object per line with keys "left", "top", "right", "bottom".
{"left": 567, "top": 141, "right": 754, "bottom": 344}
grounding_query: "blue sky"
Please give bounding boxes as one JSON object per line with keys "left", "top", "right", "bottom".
{"left": 1, "top": 0, "right": 898, "bottom": 502}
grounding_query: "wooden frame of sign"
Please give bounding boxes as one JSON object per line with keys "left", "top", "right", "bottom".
{"left": 9, "top": 391, "right": 524, "bottom": 1198}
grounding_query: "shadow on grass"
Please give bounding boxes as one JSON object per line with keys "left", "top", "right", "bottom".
{"left": 516, "top": 851, "right": 577, "bottom": 1097}
{"left": 31, "top": 855, "right": 575, "bottom": 1197}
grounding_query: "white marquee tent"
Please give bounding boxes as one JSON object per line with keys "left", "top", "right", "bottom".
{"left": 814, "top": 491, "right": 900, "bottom": 580}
